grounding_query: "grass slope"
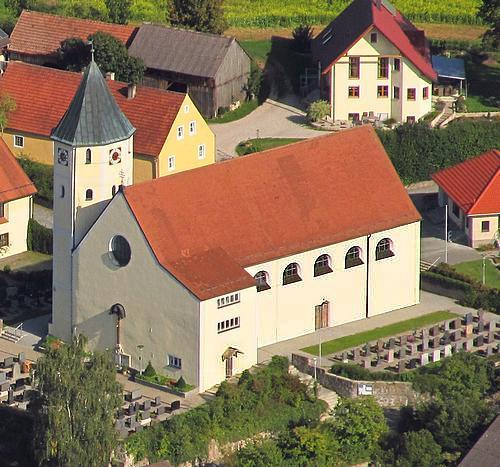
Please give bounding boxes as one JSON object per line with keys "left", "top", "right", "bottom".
{"left": 302, "top": 310, "right": 459, "bottom": 355}
{"left": 454, "top": 259, "right": 500, "bottom": 289}
{"left": 236, "top": 137, "right": 304, "bottom": 155}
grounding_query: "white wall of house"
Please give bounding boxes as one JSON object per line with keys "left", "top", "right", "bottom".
{"left": 469, "top": 215, "right": 499, "bottom": 247}
{"left": 329, "top": 27, "right": 432, "bottom": 122}
{"left": 0, "top": 196, "right": 32, "bottom": 259}
{"left": 72, "top": 193, "right": 202, "bottom": 388}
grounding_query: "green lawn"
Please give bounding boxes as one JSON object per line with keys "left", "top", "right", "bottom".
{"left": 453, "top": 259, "right": 500, "bottom": 289}
{"left": 301, "top": 310, "right": 459, "bottom": 356}
{"left": 241, "top": 40, "right": 272, "bottom": 67}
{"left": 236, "top": 137, "right": 304, "bottom": 155}
{"left": 465, "top": 58, "right": 500, "bottom": 112}
{"left": 208, "top": 99, "right": 259, "bottom": 124}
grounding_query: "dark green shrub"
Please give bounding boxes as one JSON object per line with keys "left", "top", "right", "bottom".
{"left": 18, "top": 157, "right": 53, "bottom": 204}
{"left": 143, "top": 361, "right": 156, "bottom": 378}
{"left": 175, "top": 376, "right": 186, "bottom": 388}
{"left": 306, "top": 100, "right": 330, "bottom": 122}
{"left": 27, "top": 219, "right": 53, "bottom": 255}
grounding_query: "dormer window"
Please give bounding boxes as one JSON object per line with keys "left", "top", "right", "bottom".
{"left": 370, "top": 32, "right": 377, "bottom": 43}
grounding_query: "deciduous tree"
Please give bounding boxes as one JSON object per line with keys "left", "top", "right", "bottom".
{"left": 31, "top": 335, "right": 122, "bottom": 467}
{"left": 478, "top": 0, "right": 500, "bottom": 49}
{"left": 0, "top": 94, "right": 16, "bottom": 134}
{"left": 170, "top": 0, "right": 228, "bottom": 34}
{"left": 105, "top": 0, "right": 132, "bottom": 24}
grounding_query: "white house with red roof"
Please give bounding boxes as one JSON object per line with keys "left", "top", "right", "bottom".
{"left": 60, "top": 126, "right": 422, "bottom": 392}
{"left": 432, "top": 150, "right": 500, "bottom": 248}
{"left": 312, "top": 0, "right": 437, "bottom": 123}
{"left": 0, "top": 138, "right": 36, "bottom": 259}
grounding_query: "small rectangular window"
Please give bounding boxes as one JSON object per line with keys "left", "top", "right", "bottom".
{"left": 406, "top": 116, "right": 416, "bottom": 124}
{"left": 407, "top": 88, "right": 416, "bottom": 100}
{"left": 14, "top": 135, "right": 24, "bottom": 148}
{"left": 184, "top": 104, "right": 189, "bottom": 113}
{"left": 377, "top": 85, "right": 389, "bottom": 98}
{"left": 394, "top": 58, "right": 400, "bottom": 71}
{"left": 349, "top": 57, "right": 360, "bottom": 79}
{"left": 452, "top": 202, "right": 460, "bottom": 218}
{"left": 168, "top": 355, "right": 182, "bottom": 369}
{"left": 348, "top": 86, "right": 360, "bottom": 98}
{"left": 217, "top": 316, "right": 240, "bottom": 333}
{"left": 378, "top": 57, "right": 389, "bottom": 79}
{"left": 189, "top": 121, "right": 196, "bottom": 135}
{"left": 198, "top": 144, "right": 206, "bottom": 160}
{"left": 0, "top": 233, "right": 8, "bottom": 247}
{"left": 177, "top": 126, "right": 184, "bottom": 140}
{"left": 217, "top": 292, "right": 240, "bottom": 308}
{"left": 423, "top": 87, "right": 429, "bottom": 99}
{"left": 481, "top": 221, "right": 490, "bottom": 232}
{"left": 168, "top": 155, "right": 175, "bottom": 171}
{"left": 0, "top": 203, "right": 4, "bottom": 218}
{"left": 370, "top": 32, "right": 377, "bottom": 43}
{"left": 393, "top": 86, "right": 400, "bottom": 99}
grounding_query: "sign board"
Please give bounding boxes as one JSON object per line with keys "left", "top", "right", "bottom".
{"left": 358, "top": 383, "right": 373, "bottom": 396}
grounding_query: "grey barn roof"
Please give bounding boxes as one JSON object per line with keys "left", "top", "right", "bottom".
{"left": 431, "top": 55, "right": 466, "bottom": 80}
{"left": 128, "top": 24, "right": 235, "bottom": 79}
{"left": 459, "top": 416, "right": 500, "bottom": 466}
{"left": 51, "top": 60, "right": 135, "bottom": 147}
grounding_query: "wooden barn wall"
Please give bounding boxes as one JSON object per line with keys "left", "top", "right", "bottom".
{"left": 214, "top": 41, "right": 251, "bottom": 112}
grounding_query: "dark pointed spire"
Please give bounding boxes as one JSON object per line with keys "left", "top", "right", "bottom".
{"left": 51, "top": 60, "right": 135, "bottom": 147}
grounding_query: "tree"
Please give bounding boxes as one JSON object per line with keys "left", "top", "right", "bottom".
{"left": 0, "top": 94, "right": 16, "bottom": 134}
{"left": 291, "top": 24, "right": 314, "bottom": 53}
{"left": 328, "top": 397, "right": 387, "bottom": 464}
{"left": 170, "top": 0, "right": 228, "bottom": 34}
{"left": 236, "top": 440, "right": 284, "bottom": 467}
{"left": 31, "top": 335, "right": 122, "bottom": 467}
{"left": 105, "top": 0, "right": 132, "bottom": 24}
{"left": 58, "top": 0, "right": 109, "bottom": 21}
{"left": 396, "top": 430, "right": 444, "bottom": 467}
{"left": 478, "top": 0, "right": 500, "bottom": 49}
{"left": 57, "top": 32, "right": 145, "bottom": 84}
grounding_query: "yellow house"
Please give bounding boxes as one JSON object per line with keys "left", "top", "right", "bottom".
{"left": 433, "top": 150, "right": 500, "bottom": 248}
{"left": 0, "top": 61, "right": 215, "bottom": 183}
{"left": 312, "top": 0, "right": 437, "bottom": 123}
{"left": 0, "top": 138, "right": 36, "bottom": 259}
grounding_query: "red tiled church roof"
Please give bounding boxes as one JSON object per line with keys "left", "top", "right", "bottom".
{"left": 9, "top": 10, "right": 136, "bottom": 57}
{"left": 123, "top": 126, "right": 421, "bottom": 300}
{"left": 0, "top": 138, "right": 36, "bottom": 204}
{"left": 312, "top": 0, "right": 437, "bottom": 81}
{"left": 0, "top": 61, "right": 185, "bottom": 158}
{"left": 432, "top": 150, "right": 500, "bottom": 215}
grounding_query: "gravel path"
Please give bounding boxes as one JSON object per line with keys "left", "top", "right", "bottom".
{"left": 33, "top": 203, "right": 53, "bottom": 229}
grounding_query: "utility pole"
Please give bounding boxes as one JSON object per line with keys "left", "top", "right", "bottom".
{"left": 444, "top": 204, "right": 448, "bottom": 263}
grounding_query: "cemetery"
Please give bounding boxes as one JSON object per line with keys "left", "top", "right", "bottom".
{"left": 293, "top": 311, "right": 500, "bottom": 405}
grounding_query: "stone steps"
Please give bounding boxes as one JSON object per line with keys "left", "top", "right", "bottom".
{"left": 0, "top": 329, "right": 22, "bottom": 343}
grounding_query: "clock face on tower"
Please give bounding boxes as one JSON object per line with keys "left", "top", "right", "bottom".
{"left": 109, "top": 148, "right": 122, "bottom": 165}
{"left": 57, "top": 148, "right": 69, "bottom": 166}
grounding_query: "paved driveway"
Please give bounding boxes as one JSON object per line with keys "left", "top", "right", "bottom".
{"left": 210, "top": 97, "right": 324, "bottom": 158}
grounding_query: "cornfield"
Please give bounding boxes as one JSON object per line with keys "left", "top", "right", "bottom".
{"left": 224, "top": 0, "right": 483, "bottom": 28}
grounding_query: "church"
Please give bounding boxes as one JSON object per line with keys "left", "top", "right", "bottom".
{"left": 50, "top": 59, "right": 421, "bottom": 392}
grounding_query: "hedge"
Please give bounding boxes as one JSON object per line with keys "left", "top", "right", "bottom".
{"left": 27, "top": 218, "right": 53, "bottom": 255}
{"left": 377, "top": 119, "right": 500, "bottom": 185}
{"left": 17, "top": 157, "right": 53, "bottom": 204}
{"left": 421, "top": 270, "right": 473, "bottom": 294}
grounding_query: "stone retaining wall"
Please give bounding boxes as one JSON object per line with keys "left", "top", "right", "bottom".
{"left": 292, "top": 353, "right": 421, "bottom": 408}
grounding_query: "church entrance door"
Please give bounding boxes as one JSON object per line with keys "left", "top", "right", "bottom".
{"left": 315, "top": 301, "right": 329, "bottom": 330}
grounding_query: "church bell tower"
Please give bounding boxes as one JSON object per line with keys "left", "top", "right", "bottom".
{"left": 49, "top": 59, "right": 136, "bottom": 341}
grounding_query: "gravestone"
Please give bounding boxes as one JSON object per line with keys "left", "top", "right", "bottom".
{"left": 398, "top": 360, "right": 406, "bottom": 373}
{"left": 477, "top": 321, "right": 485, "bottom": 333}
{"left": 342, "top": 351, "right": 349, "bottom": 362}
{"left": 429, "top": 325, "right": 439, "bottom": 337}
{"left": 420, "top": 353, "right": 429, "bottom": 366}
{"left": 421, "top": 337, "right": 429, "bottom": 351}
{"left": 399, "top": 346, "right": 407, "bottom": 359}
{"left": 171, "top": 400, "right": 181, "bottom": 411}
{"left": 442, "top": 331, "right": 451, "bottom": 345}
{"left": 141, "top": 410, "right": 150, "bottom": 421}
{"left": 364, "top": 343, "right": 371, "bottom": 357}
{"left": 3, "top": 356, "right": 14, "bottom": 367}
{"left": 157, "top": 405, "right": 166, "bottom": 415}
{"left": 7, "top": 388, "right": 14, "bottom": 405}
{"left": 478, "top": 309, "right": 485, "bottom": 323}
{"left": 154, "top": 396, "right": 161, "bottom": 406}
{"left": 464, "top": 313, "right": 473, "bottom": 325}
{"left": 127, "top": 404, "right": 135, "bottom": 415}
{"left": 452, "top": 318, "right": 461, "bottom": 330}
{"left": 443, "top": 344, "right": 452, "bottom": 357}
{"left": 444, "top": 320, "right": 451, "bottom": 331}
{"left": 17, "top": 353, "right": 25, "bottom": 364}
{"left": 142, "top": 399, "right": 151, "bottom": 411}
{"left": 400, "top": 335, "right": 408, "bottom": 347}
{"left": 451, "top": 330, "right": 460, "bottom": 342}
{"left": 0, "top": 372, "right": 6, "bottom": 383}
{"left": 410, "top": 343, "right": 418, "bottom": 356}
{"left": 353, "top": 348, "right": 361, "bottom": 361}
{"left": 487, "top": 331, "right": 495, "bottom": 344}
{"left": 130, "top": 390, "right": 141, "bottom": 401}
{"left": 0, "top": 381, "right": 10, "bottom": 392}
{"left": 475, "top": 335, "right": 484, "bottom": 347}
{"left": 422, "top": 328, "right": 429, "bottom": 340}
{"left": 11, "top": 363, "right": 20, "bottom": 380}
{"left": 465, "top": 339, "right": 474, "bottom": 351}
{"left": 453, "top": 341, "right": 463, "bottom": 353}
{"left": 486, "top": 345, "right": 494, "bottom": 357}
{"left": 363, "top": 359, "right": 371, "bottom": 369}
{"left": 464, "top": 324, "right": 473, "bottom": 337}
{"left": 431, "top": 336, "right": 440, "bottom": 349}
{"left": 377, "top": 340, "right": 385, "bottom": 352}
{"left": 432, "top": 349, "right": 441, "bottom": 363}
{"left": 386, "top": 349, "right": 394, "bottom": 363}
{"left": 409, "top": 359, "right": 417, "bottom": 369}
{"left": 388, "top": 338, "right": 396, "bottom": 349}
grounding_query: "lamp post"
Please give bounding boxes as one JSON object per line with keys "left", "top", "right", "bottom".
{"left": 444, "top": 204, "right": 448, "bottom": 263}
{"left": 313, "top": 357, "right": 317, "bottom": 380}
{"left": 137, "top": 344, "right": 144, "bottom": 375}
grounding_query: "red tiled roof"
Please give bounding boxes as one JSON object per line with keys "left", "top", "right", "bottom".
{"left": 0, "top": 138, "right": 36, "bottom": 203}
{"left": 123, "top": 126, "right": 421, "bottom": 300}
{"left": 312, "top": 0, "right": 437, "bottom": 81}
{"left": 0, "top": 61, "right": 185, "bottom": 158}
{"left": 9, "top": 10, "right": 136, "bottom": 56}
{"left": 432, "top": 150, "right": 500, "bottom": 215}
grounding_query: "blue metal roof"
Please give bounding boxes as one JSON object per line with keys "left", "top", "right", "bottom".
{"left": 431, "top": 55, "right": 466, "bottom": 80}
{"left": 51, "top": 60, "right": 135, "bottom": 147}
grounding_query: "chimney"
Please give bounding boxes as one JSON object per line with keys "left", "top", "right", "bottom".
{"left": 127, "top": 83, "right": 137, "bottom": 99}
{"left": 376, "top": 0, "right": 381, "bottom": 8}
{"left": 105, "top": 71, "right": 115, "bottom": 81}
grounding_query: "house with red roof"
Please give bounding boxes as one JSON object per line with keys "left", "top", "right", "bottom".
{"left": 0, "top": 61, "right": 215, "bottom": 182}
{"left": 0, "top": 138, "right": 36, "bottom": 259}
{"left": 432, "top": 150, "right": 500, "bottom": 248}
{"left": 312, "top": 0, "right": 437, "bottom": 124}
{"left": 64, "top": 126, "right": 422, "bottom": 392}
